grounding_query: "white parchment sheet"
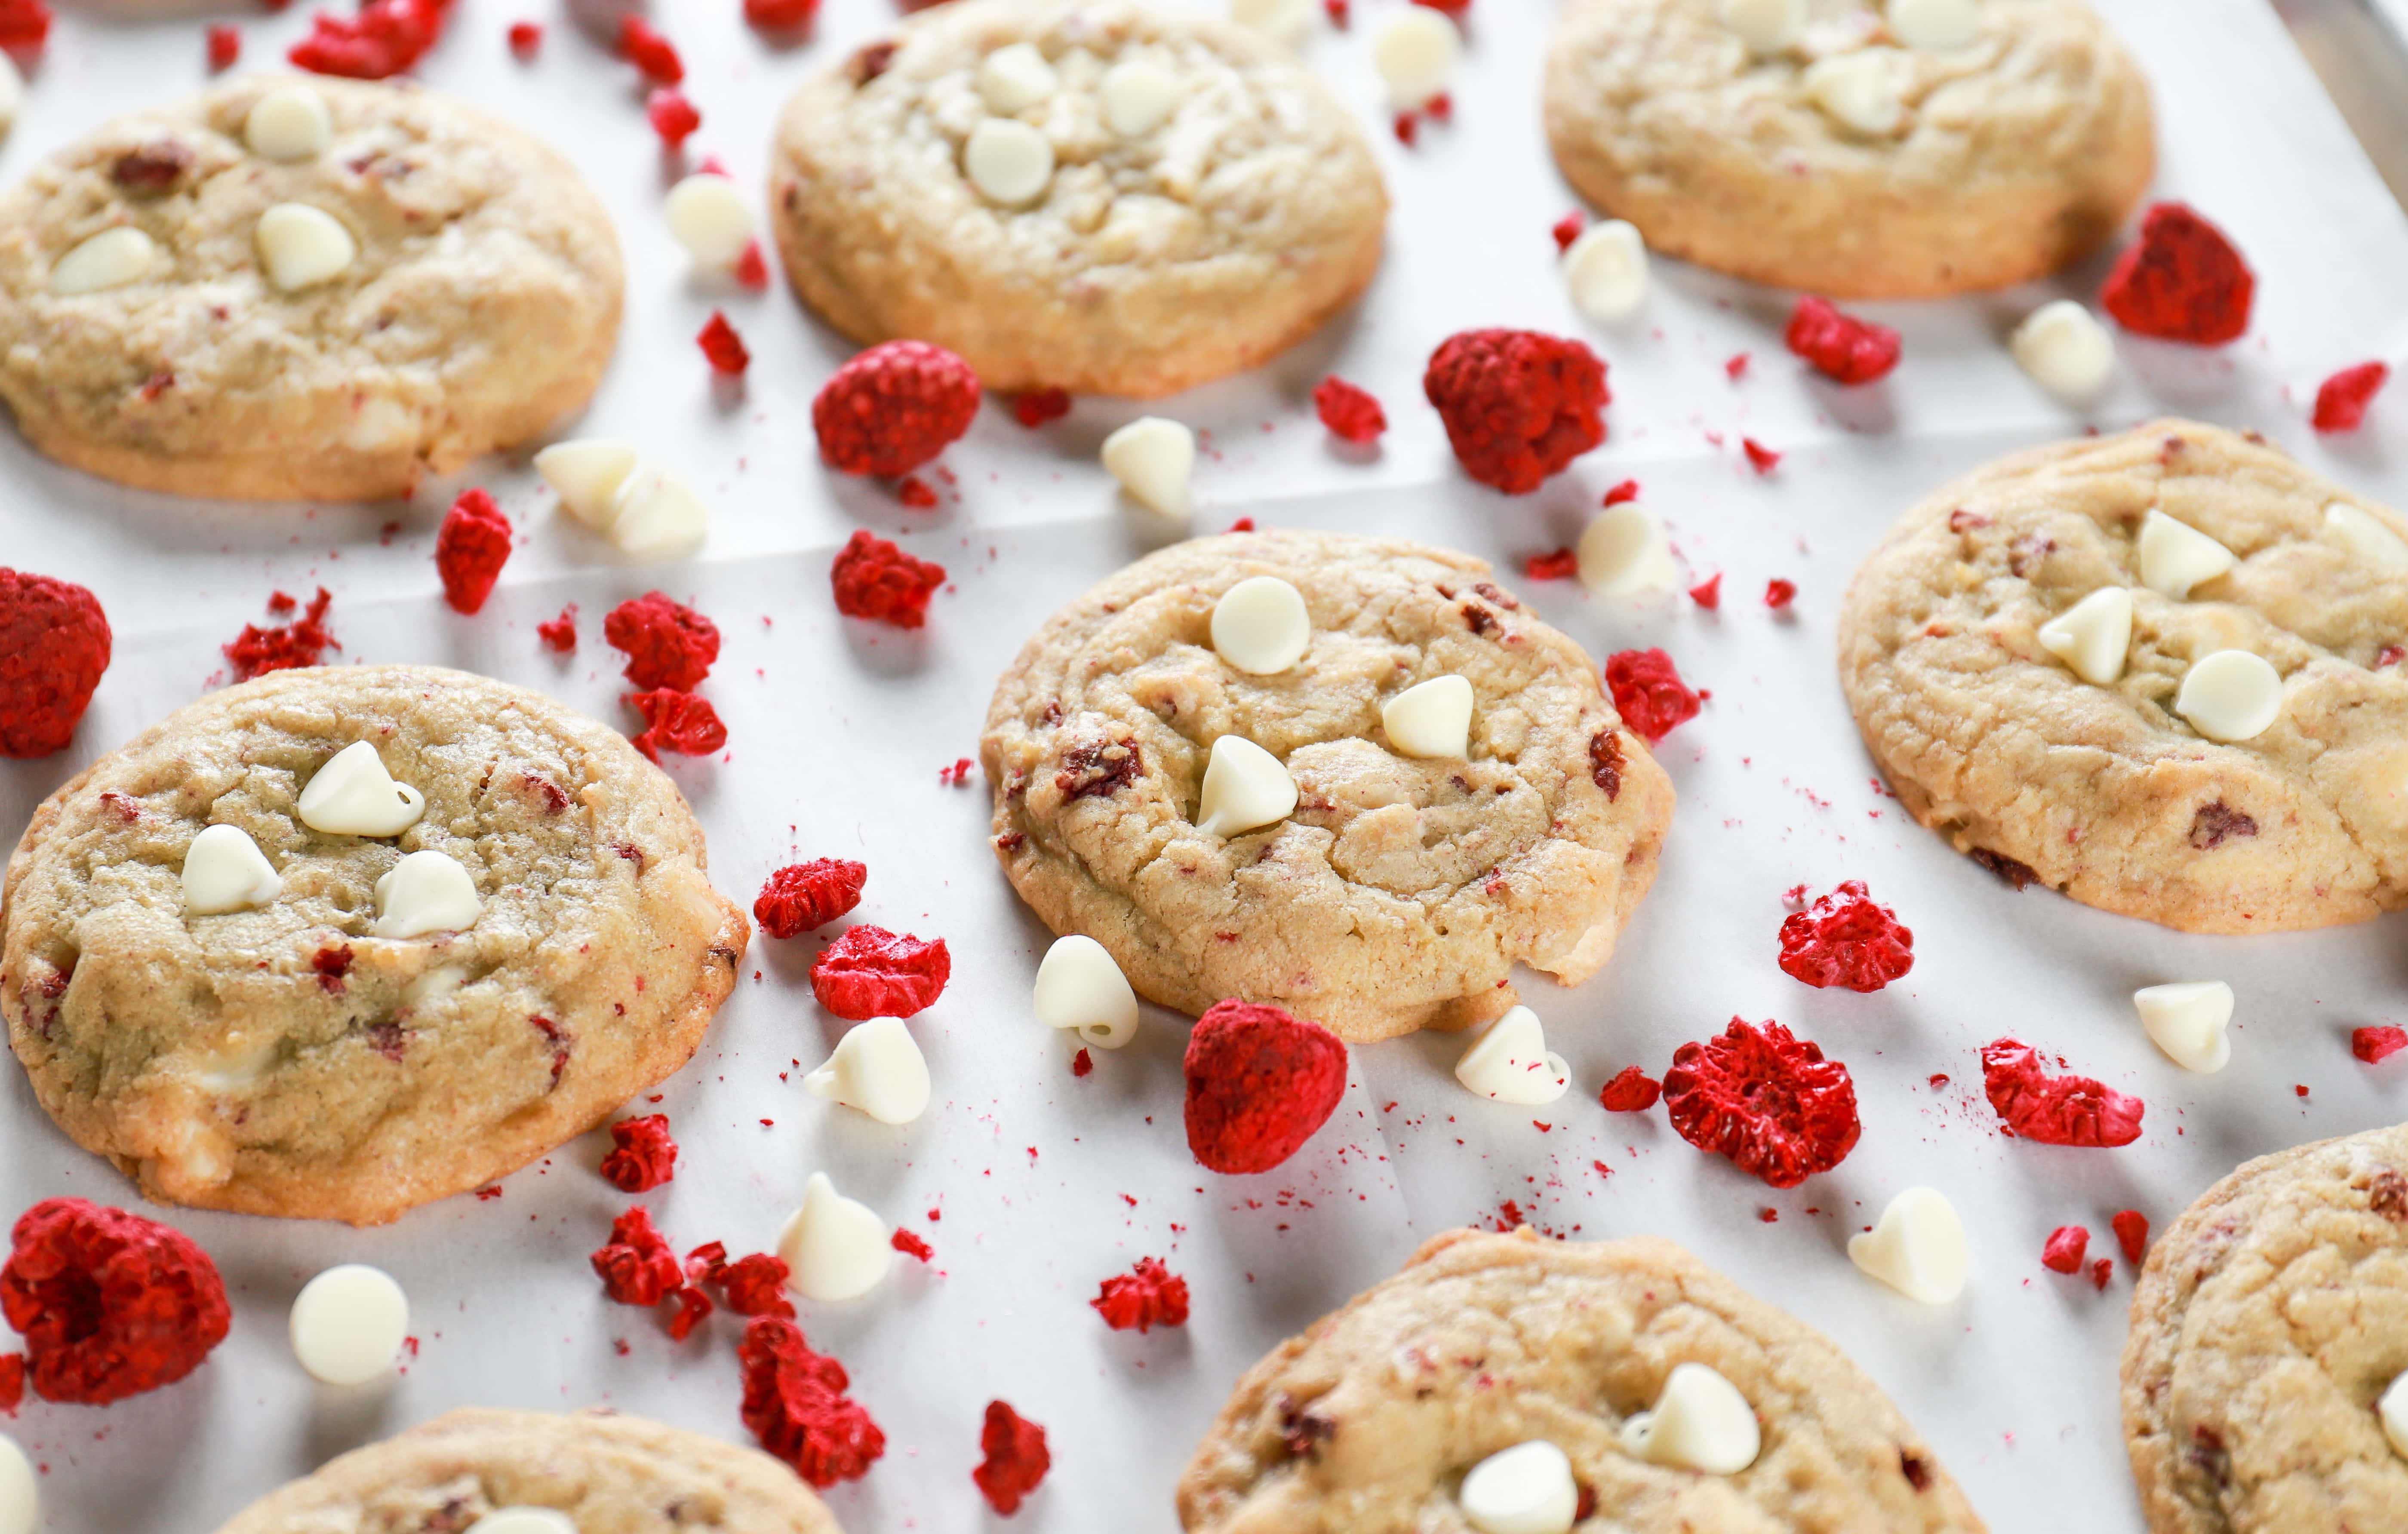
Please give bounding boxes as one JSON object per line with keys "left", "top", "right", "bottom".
{"left": 3, "top": 0, "right": 2407, "bottom": 1528}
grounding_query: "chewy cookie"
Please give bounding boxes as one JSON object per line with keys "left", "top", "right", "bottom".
{"left": 1543, "top": 0, "right": 2153, "bottom": 298}
{"left": 0, "top": 665, "right": 746, "bottom": 1225}
{"left": 0, "top": 75, "right": 622, "bottom": 500}
{"left": 2121, "top": 1126, "right": 2408, "bottom": 1534}
{"left": 981, "top": 531, "right": 1674, "bottom": 1044}
{"left": 1838, "top": 420, "right": 2408, "bottom": 933}
{"left": 1179, "top": 1228, "right": 1986, "bottom": 1531}
{"left": 769, "top": 0, "right": 1386, "bottom": 397}
{"left": 212, "top": 1407, "right": 843, "bottom": 1533}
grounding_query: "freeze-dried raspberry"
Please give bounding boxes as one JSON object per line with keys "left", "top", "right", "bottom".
{"left": 1184, "top": 1000, "right": 1348, "bottom": 1176}
{"left": 1777, "top": 881, "right": 1913, "bottom": 993}
{"left": 591, "top": 1207, "right": 683, "bottom": 1306}
{"left": 1588, "top": 729, "right": 1623, "bottom": 799}
{"left": 755, "top": 860, "right": 868, "bottom": 938}
{"left": 738, "top": 1317, "right": 886, "bottom": 1487}
{"left": 2100, "top": 203, "right": 2254, "bottom": 345}
{"left": 1604, "top": 648, "right": 1699, "bottom": 744}
{"left": 111, "top": 141, "right": 195, "bottom": 192}
{"left": 2041, "top": 1225, "right": 2087, "bottom": 1274}
{"left": 1689, "top": 574, "right": 1723, "bottom": 610}
{"left": 288, "top": 0, "right": 453, "bottom": 78}
{"left": 1786, "top": 296, "right": 1901, "bottom": 385}
{"left": 698, "top": 311, "right": 750, "bottom": 375}
{"left": 891, "top": 1228, "right": 933, "bottom": 1262}
{"left": 434, "top": 488, "right": 511, "bottom": 615}
{"left": 973, "top": 1400, "right": 1051, "bottom": 1516}
{"left": 225, "top": 587, "right": 336, "bottom": 680}
{"left": 1012, "top": 389, "right": 1072, "bottom": 428}
{"left": 2355, "top": 1025, "right": 2408, "bottom": 1064}
{"left": 1, "top": 1199, "right": 231, "bottom": 1405}
{"left": 1392, "top": 111, "right": 1418, "bottom": 148}
{"left": 538, "top": 604, "right": 578, "bottom": 652}
{"left": 599, "top": 1114, "right": 677, "bottom": 1193}
{"left": 894, "top": 476, "right": 935, "bottom": 509}
{"left": 1550, "top": 212, "right": 1584, "bottom": 252}
{"left": 1763, "top": 578, "right": 1796, "bottom": 609}
{"left": 2090, "top": 1257, "right": 2112, "bottom": 1291}
{"left": 1313, "top": 376, "right": 1387, "bottom": 443}
{"left": 831, "top": 530, "right": 947, "bottom": 629}
{"left": 0, "top": 569, "right": 111, "bottom": 759}
{"left": 0, "top": 1353, "right": 19, "bottom": 1415}
{"left": 648, "top": 88, "right": 700, "bottom": 149}
{"left": 811, "top": 925, "right": 950, "bottom": 1020}
{"left": 1661, "top": 1018, "right": 1861, "bottom": 1189}
{"left": 1979, "top": 1039, "right": 2144, "bottom": 1147}
{"left": 716, "top": 1254, "right": 796, "bottom": 1318}
{"left": 0, "top": 0, "right": 50, "bottom": 54}
{"left": 206, "top": 23, "right": 241, "bottom": 68}
{"left": 2313, "top": 361, "right": 2389, "bottom": 433}
{"left": 2112, "top": 1210, "right": 2149, "bottom": 1266}
{"left": 1091, "top": 1257, "right": 1189, "bottom": 1332}
{"left": 605, "top": 591, "right": 720, "bottom": 691}
{"left": 1597, "top": 1066, "right": 1661, "bottom": 1112}
{"left": 1325, "top": 0, "right": 1347, "bottom": 24}
{"left": 1423, "top": 329, "right": 1609, "bottom": 494}
{"left": 1602, "top": 479, "right": 1640, "bottom": 506}
{"left": 619, "top": 14, "right": 682, "bottom": 81}
{"left": 1742, "top": 438, "right": 1781, "bottom": 474}
{"left": 813, "top": 340, "right": 981, "bottom": 477}
{"left": 507, "top": 19, "right": 540, "bottom": 55}
{"left": 1522, "top": 548, "right": 1578, "bottom": 581}
{"left": 734, "top": 239, "right": 770, "bottom": 289}
{"left": 686, "top": 1241, "right": 728, "bottom": 1287}
{"left": 667, "top": 1284, "right": 713, "bottom": 1340}
{"left": 746, "top": 0, "right": 818, "bottom": 26}
{"left": 624, "top": 689, "right": 726, "bottom": 762}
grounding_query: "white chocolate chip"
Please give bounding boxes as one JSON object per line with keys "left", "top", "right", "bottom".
{"left": 2137, "top": 510, "right": 2236, "bottom": 599}
{"left": 1372, "top": 9, "right": 1459, "bottom": 108}
{"left": 372, "top": 849, "right": 482, "bottom": 939}
{"left": 1719, "top": 0, "right": 1802, "bottom": 55}
{"left": 2036, "top": 586, "right": 2132, "bottom": 686}
{"left": 964, "top": 117, "right": 1054, "bottom": 206}
{"left": 1803, "top": 49, "right": 1906, "bottom": 137}
{"left": 1196, "top": 735, "right": 1295, "bottom": 838}
{"left": 2009, "top": 300, "right": 2114, "bottom": 403}
{"left": 1101, "top": 416, "right": 1195, "bottom": 517}
{"left": 2382, "top": 1373, "right": 2408, "bottom": 1462}
{"left": 978, "top": 42, "right": 1059, "bottom": 114}
{"left": 2134, "top": 981, "right": 2233, "bottom": 1073}
{"left": 1211, "top": 576, "right": 1311, "bottom": 675}
{"left": 2176, "top": 650, "right": 2283, "bottom": 743}
{"left": 464, "top": 1512, "right": 578, "bottom": 1534}
{"left": 805, "top": 1017, "right": 931, "bottom": 1125}
{"left": 49, "top": 226, "right": 158, "bottom": 296}
{"left": 1230, "top": 0, "right": 1315, "bottom": 45}
{"left": 1621, "top": 1363, "right": 1761, "bottom": 1474}
{"left": 255, "top": 202, "right": 357, "bottom": 291}
{"left": 0, "top": 1435, "right": 33, "bottom": 1534}
{"left": 1452, "top": 1006, "right": 1570, "bottom": 1107}
{"left": 1576, "top": 504, "right": 1678, "bottom": 595}
{"left": 1100, "top": 57, "right": 1182, "bottom": 137}
{"left": 244, "top": 85, "right": 334, "bottom": 160}
{"left": 606, "top": 459, "right": 711, "bottom": 558}
{"left": 1382, "top": 675, "right": 1474, "bottom": 759}
{"left": 402, "top": 964, "right": 467, "bottom": 1008}
{"left": 1887, "top": 0, "right": 1981, "bottom": 51}
{"left": 778, "top": 1171, "right": 893, "bottom": 1302}
{"left": 298, "top": 741, "right": 427, "bottom": 837}
{"left": 288, "top": 1263, "right": 409, "bottom": 1386}
{"left": 1562, "top": 219, "right": 1649, "bottom": 325}
{"left": 2326, "top": 501, "right": 2408, "bottom": 570}
{"left": 182, "top": 824, "right": 283, "bottom": 916}
{"left": 664, "top": 173, "right": 755, "bottom": 268}
{"left": 1847, "top": 1187, "right": 1970, "bottom": 1303}
{"left": 0, "top": 54, "right": 22, "bottom": 139}
{"left": 1459, "top": 1440, "right": 1578, "bottom": 1534}
{"left": 535, "top": 439, "right": 642, "bottom": 529}
{"left": 1033, "top": 934, "right": 1140, "bottom": 1048}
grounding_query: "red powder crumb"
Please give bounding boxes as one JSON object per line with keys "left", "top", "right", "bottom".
{"left": 1227, "top": 517, "right": 1257, "bottom": 533}
{"left": 1550, "top": 212, "right": 1584, "bottom": 252}
{"left": 0, "top": 568, "right": 111, "bottom": 759}
{"left": 746, "top": 0, "right": 818, "bottom": 24}
{"left": 1424, "top": 329, "right": 1610, "bottom": 494}
{"left": 1602, "top": 480, "right": 1640, "bottom": 506}
{"left": 206, "top": 23, "right": 241, "bottom": 68}
{"left": 0, "top": 0, "right": 49, "bottom": 55}
{"left": 623, "top": 689, "right": 726, "bottom": 762}
{"left": 811, "top": 925, "right": 950, "bottom": 1021}
{"left": 538, "top": 604, "right": 578, "bottom": 652}
{"left": 2041, "top": 1224, "right": 2088, "bottom": 1273}
{"left": 1092, "top": 1257, "right": 1190, "bottom": 1332}
{"left": 1742, "top": 438, "right": 1781, "bottom": 474}
{"left": 891, "top": 1228, "right": 933, "bottom": 1262}
{"left": 973, "top": 1400, "right": 1051, "bottom": 1516}
{"left": 312, "top": 944, "right": 353, "bottom": 993}
{"left": 507, "top": 19, "right": 540, "bottom": 55}
{"left": 2100, "top": 203, "right": 2254, "bottom": 345}
{"left": 2091, "top": 1257, "right": 2113, "bottom": 1291}
{"left": 1012, "top": 389, "right": 1072, "bottom": 428}
{"left": 939, "top": 756, "right": 972, "bottom": 786}
{"left": 1392, "top": 111, "right": 1418, "bottom": 147}
{"left": 1604, "top": 648, "right": 1701, "bottom": 744}
{"left": 599, "top": 1114, "right": 677, "bottom": 1193}
{"left": 2313, "top": 361, "right": 2389, "bottom": 433}
{"left": 754, "top": 859, "right": 868, "bottom": 938}
{"left": 1184, "top": 1000, "right": 1347, "bottom": 1175}
{"left": 2354, "top": 1026, "right": 2408, "bottom": 1064}
{"left": 434, "top": 487, "right": 511, "bottom": 615}
{"left": 591, "top": 1207, "right": 683, "bottom": 1306}
{"left": 2381, "top": 647, "right": 2406, "bottom": 670}
{"left": 1980, "top": 1039, "right": 2144, "bottom": 1147}
{"left": 288, "top": 0, "right": 454, "bottom": 79}
{"left": 1689, "top": 574, "right": 1723, "bottom": 610}
{"left": 898, "top": 476, "right": 938, "bottom": 509}
{"left": 1757, "top": 1208, "right": 1778, "bottom": 1224}
{"left": 1777, "top": 881, "right": 1913, "bottom": 993}
{"left": 1597, "top": 1066, "right": 1662, "bottom": 1112}
{"left": 739, "top": 1317, "right": 886, "bottom": 1487}
{"left": 0, "top": 1353, "right": 20, "bottom": 1415}
{"left": 698, "top": 311, "right": 750, "bottom": 374}
{"left": 815, "top": 340, "right": 981, "bottom": 477}
{"left": 1726, "top": 353, "right": 1750, "bottom": 381}
{"left": 1662, "top": 1018, "right": 1861, "bottom": 1188}
{"left": 225, "top": 587, "right": 336, "bottom": 681}
{"left": 1071, "top": 1047, "right": 1094, "bottom": 1078}
{"left": 605, "top": 592, "right": 720, "bottom": 690}
{"left": 734, "top": 238, "right": 770, "bottom": 289}
{"left": 1763, "top": 578, "right": 1797, "bottom": 610}
{"left": 1313, "top": 376, "right": 1387, "bottom": 443}
{"left": 1787, "top": 296, "right": 1901, "bottom": 385}
{"left": 1522, "top": 548, "right": 1579, "bottom": 581}
{"left": 0, "top": 1199, "right": 231, "bottom": 1405}
{"left": 618, "top": 14, "right": 682, "bottom": 81}
{"left": 2296, "top": 1084, "right": 2311, "bottom": 1098}
{"left": 1325, "top": 0, "right": 1347, "bottom": 24}
{"left": 713, "top": 1254, "right": 797, "bottom": 1319}
{"left": 831, "top": 530, "right": 947, "bottom": 629}
{"left": 2112, "top": 1210, "right": 2149, "bottom": 1266}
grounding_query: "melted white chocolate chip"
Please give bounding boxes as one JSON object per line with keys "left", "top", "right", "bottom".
{"left": 1459, "top": 1440, "right": 1578, "bottom": 1534}
{"left": 49, "top": 227, "right": 158, "bottom": 296}
{"left": 245, "top": 85, "right": 334, "bottom": 160}
{"left": 255, "top": 203, "right": 358, "bottom": 291}
{"left": 372, "top": 849, "right": 482, "bottom": 939}
{"left": 2175, "top": 650, "right": 2282, "bottom": 743}
{"left": 182, "top": 824, "right": 283, "bottom": 916}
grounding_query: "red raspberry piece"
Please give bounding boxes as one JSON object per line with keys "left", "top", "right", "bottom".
{"left": 754, "top": 859, "right": 869, "bottom": 938}
{"left": 1776, "top": 880, "right": 1913, "bottom": 993}
{"left": 647, "top": 88, "right": 700, "bottom": 149}
{"left": 0, "top": 0, "right": 50, "bottom": 55}
{"left": 0, "top": 569, "right": 111, "bottom": 759}
{"left": 738, "top": 1316, "right": 886, "bottom": 1487}
{"left": 1979, "top": 1039, "right": 2144, "bottom": 1147}
{"left": 591, "top": 1207, "right": 683, "bottom": 1306}
{"left": 538, "top": 603, "right": 578, "bottom": 652}
{"left": 1412, "top": 0, "right": 1468, "bottom": 13}
{"left": 813, "top": 340, "right": 981, "bottom": 477}
{"left": 2041, "top": 1225, "right": 2087, "bottom": 1274}
{"left": 206, "top": 23, "right": 241, "bottom": 69}
{"left": 1184, "top": 999, "right": 1348, "bottom": 1176}
{"left": 225, "top": 586, "right": 336, "bottom": 681}
{"left": 716, "top": 1254, "right": 797, "bottom": 1318}
{"left": 891, "top": 1228, "right": 934, "bottom": 1261}
{"left": 734, "top": 238, "right": 770, "bottom": 289}
{"left": 1786, "top": 296, "right": 1901, "bottom": 385}
{"left": 288, "top": 0, "right": 453, "bottom": 78}
{"left": 507, "top": 19, "right": 540, "bottom": 55}
{"left": 810, "top": 925, "right": 950, "bottom": 1020}
{"left": 1090, "top": 1257, "right": 1189, "bottom": 1333}
{"left": 2090, "top": 1257, "right": 2113, "bottom": 1291}
{"left": 1522, "top": 548, "right": 1578, "bottom": 581}
{"left": 698, "top": 310, "right": 750, "bottom": 375}
{"left": 746, "top": 0, "right": 818, "bottom": 26}
{"left": 2313, "top": 361, "right": 2389, "bottom": 433}
{"left": 686, "top": 1241, "right": 728, "bottom": 1287}
{"left": 2100, "top": 203, "right": 2254, "bottom": 345}
{"left": 434, "top": 487, "right": 511, "bottom": 615}
{"left": 1012, "top": 389, "right": 1072, "bottom": 428}
{"left": 1763, "top": 578, "right": 1796, "bottom": 610}
{"left": 1392, "top": 112, "right": 1418, "bottom": 148}
{"left": 831, "top": 530, "right": 947, "bottom": 629}
{"left": 1661, "top": 1018, "right": 1861, "bottom": 1188}
{"left": 1325, "top": 0, "right": 1347, "bottom": 25}
{"left": 1688, "top": 574, "right": 1723, "bottom": 610}
{"left": 1604, "top": 648, "right": 1700, "bottom": 744}
{"left": 2354, "top": 1025, "right": 2408, "bottom": 1064}
{"left": 604, "top": 591, "right": 720, "bottom": 690}
{"left": 1602, "top": 479, "right": 1640, "bottom": 506}
{"left": 624, "top": 689, "right": 727, "bottom": 762}
{"left": 599, "top": 1114, "right": 678, "bottom": 1193}
{"left": 1313, "top": 376, "right": 1387, "bottom": 443}
{"left": 2112, "top": 1210, "right": 2149, "bottom": 1266}
{"left": 897, "top": 476, "right": 938, "bottom": 509}
{"left": 618, "top": 15, "right": 682, "bottom": 82}
{"left": 1550, "top": 212, "right": 1584, "bottom": 252}
{"left": 1597, "top": 1066, "right": 1661, "bottom": 1112}
{"left": 1424, "top": 328, "right": 1609, "bottom": 494}
{"left": 1742, "top": 438, "right": 1781, "bottom": 475}
{"left": 0, "top": 1199, "right": 231, "bottom": 1406}
{"left": 667, "top": 1284, "right": 713, "bottom": 1340}
{"left": 973, "top": 1400, "right": 1051, "bottom": 1516}
{"left": 1726, "top": 352, "right": 1750, "bottom": 381}
{"left": 0, "top": 1353, "right": 20, "bottom": 1416}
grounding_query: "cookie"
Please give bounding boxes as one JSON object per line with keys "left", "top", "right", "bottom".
{"left": 0, "top": 664, "right": 747, "bottom": 1225}
{"left": 769, "top": 0, "right": 1387, "bottom": 398}
{"left": 1543, "top": 0, "right": 2153, "bottom": 298}
{"left": 211, "top": 1407, "right": 843, "bottom": 1533}
{"left": 0, "top": 75, "right": 623, "bottom": 501}
{"left": 1178, "top": 1227, "right": 1987, "bottom": 1531}
{"left": 2121, "top": 1126, "right": 2408, "bottom": 1534}
{"left": 1838, "top": 420, "right": 2408, "bottom": 933}
{"left": 981, "top": 531, "right": 1674, "bottom": 1044}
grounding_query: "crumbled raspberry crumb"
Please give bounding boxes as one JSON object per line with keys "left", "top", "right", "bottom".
{"left": 814, "top": 340, "right": 981, "bottom": 477}
{"left": 647, "top": 88, "right": 700, "bottom": 149}
{"left": 2100, "top": 203, "right": 2254, "bottom": 345}
{"left": 1550, "top": 212, "right": 1584, "bottom": 252}
{"left": 2090, "top": 1257, "right": 2113, "bottom": 1291}
{"left": 1091, "top": 1257, "right": 1189, "bottom": 1332}
{"left": 1777, "top": 881, "right": 1913, "bottom": 993}
{"left": 624, "top": 689, "right": 726, "bottom": 762}
{"left": 619, "top": 14, "right": 682, "bottom": 81}
{"left": 717, "top": 1254, "right": 797, "bottom": 1318}
{"left": 734, "top": 238, "right": 770, "bottom": 289}
{"left": 1324, "top": 0, "right": 1347, "bottom": 24}
{"left": 1597, "top": 1067, "right": 1661, "bottom": 1112}
{"left": 591, "top": 1207, "right": 683, "bottom": 1306}
{"left": 1602, "top": 479, "right": 1640, "bottom": 506}
{"left": 206, "top": 23, "right": 241, "bottom": 68}
{"left": 1605, "top": 648, "right": 1700, "bottom": 744}
{"left": 288, "top": 0, "right": 453, "bottom": 79}
{"left": 1980, "top": 1039, "right": 2144, "bottom": 1147}
{"left": 1227, "top": 516, "right": 1257, "bottom": 532}
{"left": 1185, "top": 1000, "right": 1347, "bottom": 1175}
{"left": 738, "top": 1317, "right": 886, "bottom": 1486}
{"left": 1662, "top": 1018, "right": 1860, "bottom": 1188}
{"left": 2041, "top": 1225, "right": 2088, "bottom": 1273}
{"left": 2380, "top": 646, "right": 2406, "bottom": 670}
{"left": 1392, "top": 111, "right": 1418, "bottom": 147}
{"left": 434, "top": 487, "right": 511, "bottom": 615}
{"left": 311, "top": 944, "right": 353, "bottom": 993}
{"left": 1424, "top": 329, "right": 1610, "bottom": 494}
{"left": 0, "top": 1353, "right": 20, "bottom": 1416}
{"left": 0, "top": 568, "right": 111, "bottom": 758}
{"left": 973, "top": 1400, "right": 1051, "bottom": 1516}
{"left": 2112, "top": 1210, "right": 2149, "bottom": 1266}
{"left": 698, "top": 311, "right": 750, "bottom": 374}
{"left": 667, "top": 1284, "right": 713, "bottom": 1340}
{"left": 0, "top": 0, "right": 50, "bottom": 55}
{"left": 1742, "top": 438, "right": 1781, "bottom": 475}
{"left": 2354, "top": 1025, "right": 2408, "bottom": 1064}
{"left": 1012, "top": 389, "right": 1072, "bottom": 428}
{"left": 753, "top": 860, "right": 867, "bottom": 938}
{"left": 745, "top": 0, "right": 818, "bottom": 25}
{"left": 225, "top": 587, "right": 336, "bottom": 681}
{"left": 831, "top": 530, "right": 947, "bottom": 629}
{"left": 605, "top": 592, "right": 720, "bottom": 690}
{"left": 1786, "top": 296, "right": 1901, "bottom": 385}
{"left": 507, "top": 19, "right": 540, "bottom": 55}
{"left": 1313, "top": 376, "right": 1387, "bottom": 443}
{"left": 939, "top": 757, "right": 972, "bottom": 786}
{"left": 1689, "top": 574, "right": 1723, "bottom": 610}
{"left": 1522, "top": 548, "right": 1578, "bottom": 581}
{"left": 538, "top": 604, "right": 578, "bottom": 652}
{"left": 1725, "top": 353, "right": 1750, "bottom": 381}
{"left": 2313, "top": 361, "right": 2389, "bottom": 433}
{"left": 811, "top": 925, "right": 950, "bottom": 1020}
{"left": 600, "top": 1115, "right": 678, "bottom": 1192}
{"left": 891, "top": 1228, "right": 933, "bottom": 1262}
{"left": 1071, "top": 1047, "right": 1093, "bottom": 1077}
{"left": 1, "top": 1199, "right": 231, "bottom": 1405}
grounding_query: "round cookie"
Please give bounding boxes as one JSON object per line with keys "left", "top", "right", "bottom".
{"left": 981, "top": 531, "right": 1674, "bottom": 1044}
{"left": 212, "top": 1407, "right": 843, "bottom": 1533}
{"left": 0, "top": 664, "right": 747, "bottom": 1225}
{"left": 0, "top": 75, "right": 623, "bottom": 501}
{"left": 1838, "top": 420, "right": 2408, "bottom": 933}
{"left": 1179, "top": 1228, "right": 1987, "bottom": 1531}
{"left": 769, "top": 0, "right": 1387, "bottom": 398}
{"left": 1543, "top": 0, "right": 2153, "bottom": 298}
{"left": 2121, "top": 1126, "right": 2408, "bottom": 1534}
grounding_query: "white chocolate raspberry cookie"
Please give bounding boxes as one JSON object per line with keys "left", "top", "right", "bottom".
{"left": 769, "top": 0, "right": 1387, "bottom": 397}
{"left": 980, "top": 532, "right": 1675, "bottom": 1045}
{"left": 0, "top": 76, "right": 622, "bottom": 501}
{"left": 1838, "top": 420, "right": 2408, "bottom": 933}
